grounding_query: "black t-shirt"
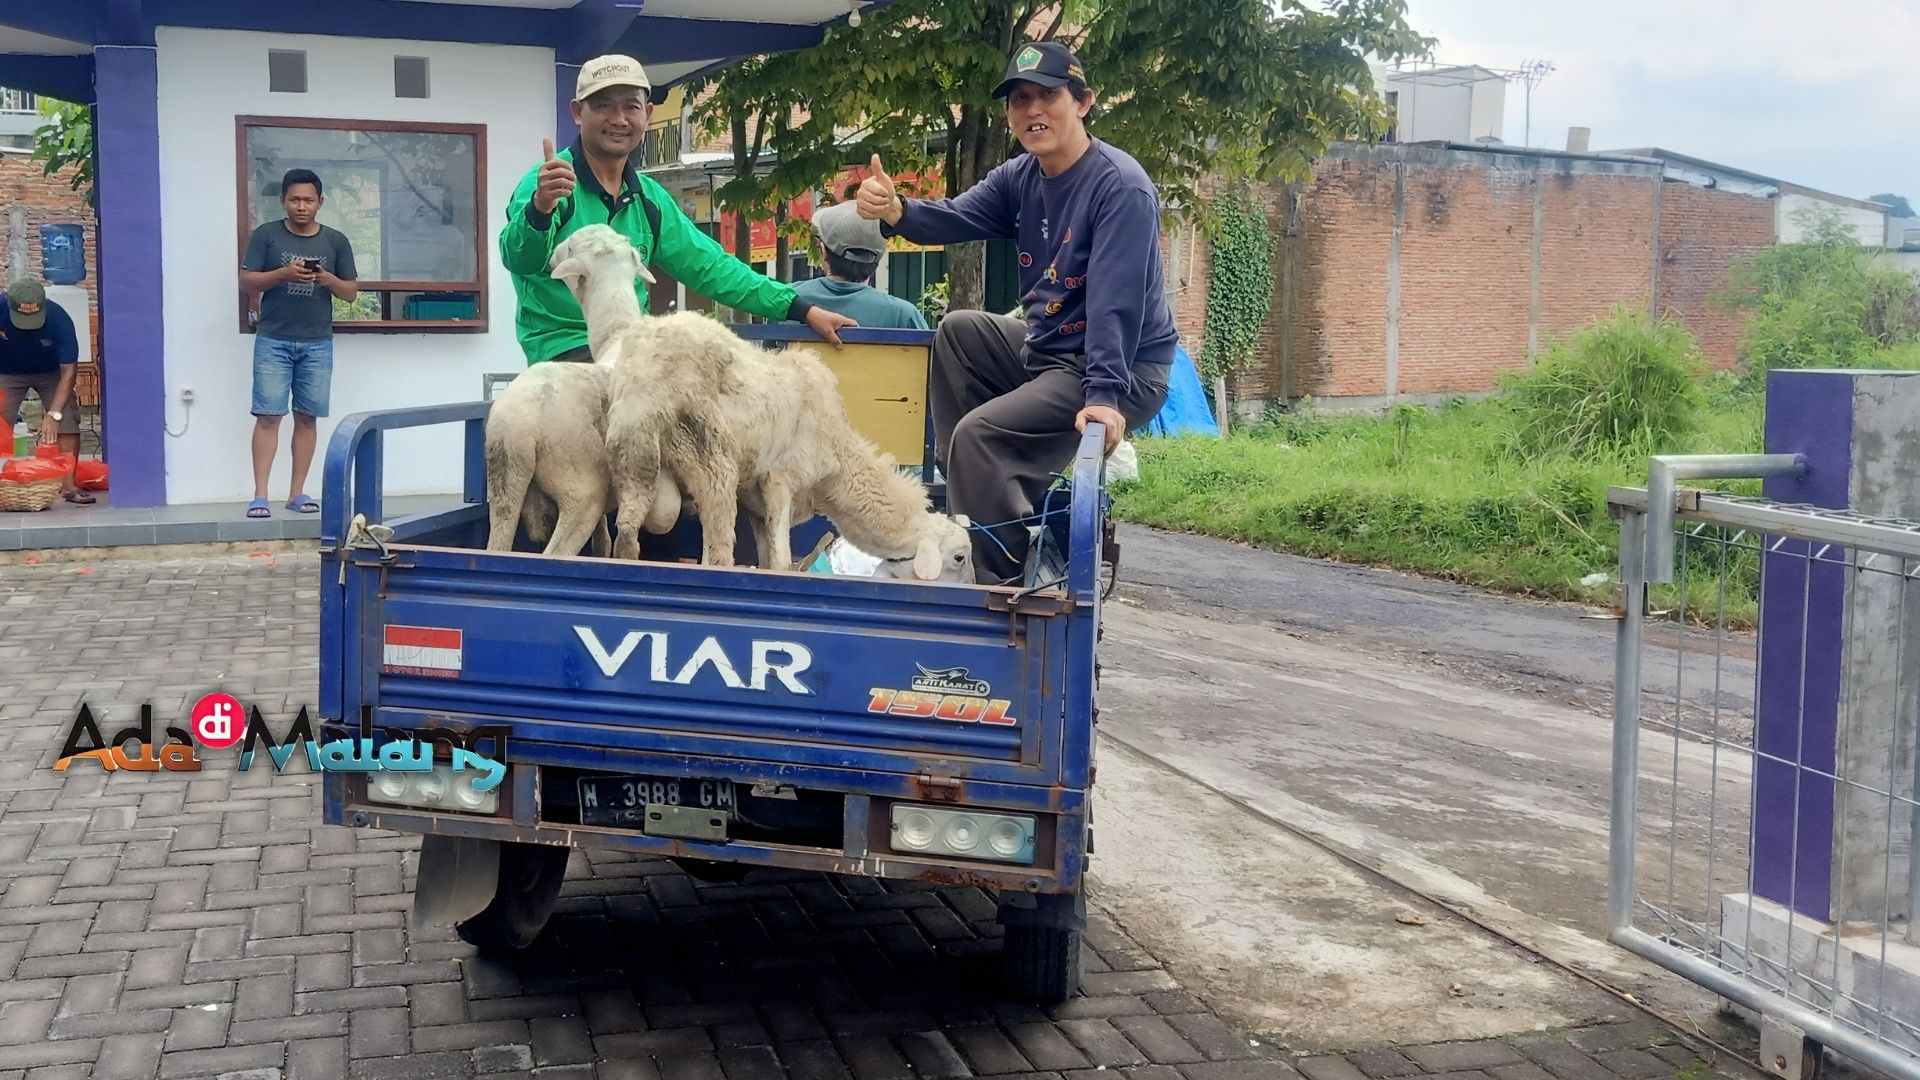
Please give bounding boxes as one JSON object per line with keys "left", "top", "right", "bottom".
{"left": 0, "top": 296, "right": 79, "bottom": 376}
{"left": 242, "top": 221, "right": 358, "bottom": 341}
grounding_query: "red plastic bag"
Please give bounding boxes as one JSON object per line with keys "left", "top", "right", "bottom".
{"left": 75, "top": 460, "right": 108, "bottom": 491}
{"left": 1, "top": 456, "right": 71, "bottom": 483}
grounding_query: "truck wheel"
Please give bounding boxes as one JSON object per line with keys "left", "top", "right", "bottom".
{"left": 455, "top": 843, "right": 570, "bottom": 952}
{"left": 1000, "top": 923, "right": 1083, "bottom": 1005}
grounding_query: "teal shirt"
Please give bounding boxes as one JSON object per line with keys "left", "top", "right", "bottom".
{"left": 789, "top": 277, "right": 929, "bottom": 331}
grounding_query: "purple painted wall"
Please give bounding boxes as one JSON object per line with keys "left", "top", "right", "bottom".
{"left": 1754, "top": 370, "right": 1856, "bottom": 920}
{"left": 94, "top": 45, "right": 168, "bottom": 508}
{"left": 556, "top": 64, "right": 580, "bottom": 149}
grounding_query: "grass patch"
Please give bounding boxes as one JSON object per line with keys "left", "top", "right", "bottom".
{"left": 1115, "top": 391, "right": 1765, "bottom": 624}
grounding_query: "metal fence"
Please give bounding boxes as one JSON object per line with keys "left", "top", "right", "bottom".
{"left": 1610, "top": 483, "right": 1920, "bottom": 1080}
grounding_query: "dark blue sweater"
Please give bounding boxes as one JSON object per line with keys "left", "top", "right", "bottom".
{"left": 886, "top": 139, "right": 1179, "bottom": 409}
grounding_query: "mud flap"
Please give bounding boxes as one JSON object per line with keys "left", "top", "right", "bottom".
{"left": 997, "top": 889, "right": 1087, "bottom": 931}
{"left": 411, "top": 835, "right": 502, "bottom": 928}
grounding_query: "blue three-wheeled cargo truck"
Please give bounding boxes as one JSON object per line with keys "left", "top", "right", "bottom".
{"left": 316, "top": 325, "right": 1113, "bottom": 1003}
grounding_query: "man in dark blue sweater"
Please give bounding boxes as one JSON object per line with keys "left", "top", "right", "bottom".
{"left": 859, "top": 41, "right": 1177, "bottom": 584}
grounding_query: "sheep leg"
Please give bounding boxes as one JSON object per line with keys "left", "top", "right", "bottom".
{"left": 757, "top": 476, "right": 794, "bottom": 572}
{"left": 606, "top": 408, "right": 662, "bottom": 562}
{"left": 521, "top": 488, "right": 557, "bottom": 545}
{"left": 484, "top": 425, "right": 536, "bottom": 552}
{"left": 543, "top": 498, "right": 608, "bottom": 557}
{"left": 679, "top": 458, "right": 740, "bottom": 568}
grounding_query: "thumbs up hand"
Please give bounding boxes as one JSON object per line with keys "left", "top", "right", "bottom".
{"left": 533, "top": 137, "right": 577, "bottom": 216}
{"left": 856, "top": 154, "right": 903, "bottom": 226}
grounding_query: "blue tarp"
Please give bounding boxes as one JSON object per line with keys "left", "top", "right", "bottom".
{"left": 1143, "top": 343, "right": 1219, "bottom": 438}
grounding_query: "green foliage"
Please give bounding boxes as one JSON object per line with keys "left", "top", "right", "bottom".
{"left": 1720, "top": 206, "right": 1920, "bottom": 382}
{"left": 30, "top": 99, "right": 94, "bottom": 207}
{"left": 688, "top": 0, "right": 1431, "bottom": 270}
{"left": 917, "top": 277, "right": 951, "bottom": 323}
{"left": 1869, "top": 193, "right": 1915, "bottom": 218}
{"left": 1499, "top": 308, "right": 1705, "bottom": 458}
{"left": 1198, "top": 190, "right": 1274, "bottom": 381}
{"left": 1389, "top": 403, "right": 1421, "bottom": 467}
{"left": 1114, "top": 391, "right": 1765, "bottom": 623}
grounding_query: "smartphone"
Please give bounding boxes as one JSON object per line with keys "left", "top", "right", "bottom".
{"left": 299, "top": 258, "right": 322, "bottom": 271}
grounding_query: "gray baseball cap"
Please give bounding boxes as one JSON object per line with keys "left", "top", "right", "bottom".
{"left": 5, "top": 279, "right": 46, "bottom": 331}
{"left": 811, "top": 200, "right": 887, "bottom": 261}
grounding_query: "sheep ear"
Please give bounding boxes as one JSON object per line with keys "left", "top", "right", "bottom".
{"left": 952, "top": 514, "right": 971, "bottom": 530}
{"left": 912, "top": 537, "right": 942, "bottom": 581}
{"left": 549, "top": 256, "right": 589, "bottom": 291}
{"left": 630, "top": 248, "right": 657, "bottom": 286}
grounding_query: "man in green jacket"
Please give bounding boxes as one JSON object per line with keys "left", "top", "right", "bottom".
{"left": 500, "top": 54, "right": 855, "bottom": 363}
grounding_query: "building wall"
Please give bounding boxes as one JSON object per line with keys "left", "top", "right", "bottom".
{"left": 1392, "top": 80, "right": 1472, "bottom": 145}
{"left": 1395, "top": 159, "right": 1537, "bottom": 396}
{"left": 1467, "top": 80, "right": 1505, "bottom": 143}
{"left": 154, "top": 27, "right": 554, "bottom": 504}
{"left": 1778, "top": 190, "right": 1889, "bottom": 248}
{"left": 1283, "top": 158, "right": 1394, "bottom": 399}
{"left": 1657, "top": 183, "right": 1775, "bottom": 369}
{"left": 1176, "top": 144, "right": 1777, "bottom": 404}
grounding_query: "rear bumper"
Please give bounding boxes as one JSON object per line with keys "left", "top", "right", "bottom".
{"left": 319, "top": 751, "right": 1089, "bottom": 895}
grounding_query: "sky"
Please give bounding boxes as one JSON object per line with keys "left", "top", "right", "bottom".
{"left": 1394, "top": 0, "right": 1919, "bottom": 208}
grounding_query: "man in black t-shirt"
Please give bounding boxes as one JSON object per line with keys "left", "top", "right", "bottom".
{"left": 239, "top": 168, "right": 358, "bottom": 519}
{"left": 0, "top": 279, "right": 91, "bottom": 505}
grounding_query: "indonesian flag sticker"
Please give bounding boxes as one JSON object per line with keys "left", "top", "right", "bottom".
{"left": 382, "top": 625, "right": 463, "bottom": 679}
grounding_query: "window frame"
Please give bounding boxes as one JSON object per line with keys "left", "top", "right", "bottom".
{"left": 235, "top": 114, "right": 490, "bottom": 335}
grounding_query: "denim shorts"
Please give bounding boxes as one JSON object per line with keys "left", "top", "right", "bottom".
{"left": 251, "top": 335, "right": 334, "bottom": 418}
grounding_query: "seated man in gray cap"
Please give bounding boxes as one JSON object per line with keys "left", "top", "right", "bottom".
{"left": 789, "top": 200, "right": 928, "bottom": 331}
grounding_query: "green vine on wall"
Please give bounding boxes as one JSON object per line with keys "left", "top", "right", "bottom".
{"left": 1200, "top": 190, "right": 1275, "bottom": 384}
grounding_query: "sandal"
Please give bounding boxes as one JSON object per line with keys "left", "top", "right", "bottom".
{"left": 62, "top": 490, "right": 96, "bottom": 505}
{"left": 246, "top": 498, "right": 271, "bottom": 519}
{"left": 285, "top": 494, "right": 319, "bottom": 514}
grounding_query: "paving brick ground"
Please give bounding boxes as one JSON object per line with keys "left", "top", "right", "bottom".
{"left": 0, "top": 552, "right": 1751, "bottom": 1080}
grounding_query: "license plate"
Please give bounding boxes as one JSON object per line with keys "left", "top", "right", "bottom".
{"left": 577, "top": 775, "right": 735, "bottom": 827}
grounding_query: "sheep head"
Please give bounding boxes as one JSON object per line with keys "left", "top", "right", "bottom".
{"left": 549, "top": 223, "right": 657, "bottom": 299}
{"left": 877, "top": 513, "right": 973, "bottom": 584}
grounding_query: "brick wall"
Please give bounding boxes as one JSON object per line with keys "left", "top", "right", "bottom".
{"left": 1172, "top": 143, "right": 1773, "bottom": 404}
{"left": 1656, "top": 182, "right": 1772, "bottom": 369}
{"left": 1533, "top": 170, "right": 1656, "bottom": 361}
{"left": 1280, "top": 158, "right": 1394, "bottom": 400}
{"left": 1395, "top": 160, "right": 1537, "bottom": 396}
{"left": 0, "top": 149, "right": 99, "bottom": 353}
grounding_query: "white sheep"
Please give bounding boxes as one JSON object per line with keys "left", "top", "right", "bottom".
{"left": 483, "top": 227, "right": 686, "bottom": 557}
{"left": 483, "top": 361, "right": 620, "bottom": 556}
{"left": 547, "top": 224, "right": 975, "bottom": 582}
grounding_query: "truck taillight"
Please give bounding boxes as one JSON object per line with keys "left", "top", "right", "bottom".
{"left": 367, "top": 765, "right": 501, "bottom": 815}
{"left": 889, "top": 804, "right": 1036, "bottom": 865}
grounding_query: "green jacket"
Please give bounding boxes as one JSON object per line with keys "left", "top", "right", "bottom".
{"left": 500, "top": 140, "right": 807, "bottom": 364}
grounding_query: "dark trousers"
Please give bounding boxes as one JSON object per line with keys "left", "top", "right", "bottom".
{"left": 930, "top": 311, "right": 1169, "bottom": 585}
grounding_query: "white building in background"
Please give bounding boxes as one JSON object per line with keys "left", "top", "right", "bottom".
{"left": 1367, "top": 63, "right": 1507, "bottom": 146}
{"left": 0, "top": 87, "right": 39, "bottom": 151}
{"left": 1602, "top": 148, "right": 1897, "bottom": 250}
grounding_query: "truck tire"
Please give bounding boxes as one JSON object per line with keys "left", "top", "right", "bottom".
{"left": 455, "top": 843, "right": 570, "bottom": 952}
{"left": 1001, "top": 923, "right": 1083, "bottom": 1005}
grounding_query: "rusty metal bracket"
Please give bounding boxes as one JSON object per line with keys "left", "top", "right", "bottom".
{"left": 987, "top": 590, "right": 1067, "bottom": 617}
{"left": 915, "top": 773, "right": 963, "bottom": 803}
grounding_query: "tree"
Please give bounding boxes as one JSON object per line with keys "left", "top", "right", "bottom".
{"left": 1869, "top": 193, "right": 1915, "bottom": 218}
{"left": 691, "top": 0, "right": 1429, "bottom": 311}
{"left": 30, "top": 99, "right": 95, "bottom": 208}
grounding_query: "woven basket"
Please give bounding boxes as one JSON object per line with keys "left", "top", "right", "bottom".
{"left": 0, "top": 477, "right": 65, "bottom": 512}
